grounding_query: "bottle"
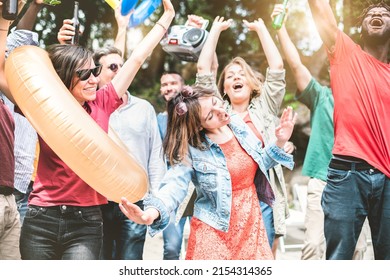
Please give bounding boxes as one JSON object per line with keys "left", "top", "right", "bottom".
{"left": 71, "top": 1, "right": 80, "bottom": 45}
{"left": 272, "top": 0, "right": 289, "bottom": 30}
{"left": 2, "top": 0, "right": 18, "bottom": 21}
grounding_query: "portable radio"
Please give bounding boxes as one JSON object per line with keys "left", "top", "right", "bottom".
{"left": 160, "top": 20, "right": 209, "bottom": 62}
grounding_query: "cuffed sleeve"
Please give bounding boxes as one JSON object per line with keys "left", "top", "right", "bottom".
{"left": 143, "top": 194, "right": 171, "bottom": 237}
{"left": 195, "top": 73, "right": 220, "bottom": 96}
{"left": 264, "top": 144, "right": 294, "bottom": 170}
{"left": 6, "top": 29, "right": 39, "bottom": 58}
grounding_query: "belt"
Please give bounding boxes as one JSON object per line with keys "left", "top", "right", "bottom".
{"left": 329, "top": 158, "right": 378, "bottom": 171}
{"left": 33, "top": 205, "right": 101, "bottom": 214}
{"left": 0, "top": 186, "right": 14, "bottom": 196}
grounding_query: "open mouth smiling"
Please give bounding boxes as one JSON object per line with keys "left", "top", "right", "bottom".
{"left": 369, "top": 18, "right": 383, "bottom": 27}
{"left": 232, "top": 83, "right": 243, "bottom": 90}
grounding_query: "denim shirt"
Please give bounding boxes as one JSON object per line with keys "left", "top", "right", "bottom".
{"left": 144, "top": 114, "right": 293, "bottom": 236}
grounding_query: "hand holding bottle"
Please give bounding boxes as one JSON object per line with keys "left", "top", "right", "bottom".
{"left": 272, "top": 0, "right": 289, "bottom": 30}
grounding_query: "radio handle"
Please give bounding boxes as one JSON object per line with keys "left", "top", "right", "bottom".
{"left": 184, "top": 19, "right": 209, "bottom": 30}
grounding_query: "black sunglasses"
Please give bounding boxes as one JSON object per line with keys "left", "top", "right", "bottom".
{"left": 76, "top": 65, "right": 102, "bottom": 81}
{"left": 108, "top": 63, "right": 123, "bottom": 73}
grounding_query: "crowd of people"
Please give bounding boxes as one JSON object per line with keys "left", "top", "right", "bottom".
{"left": 0, "top": 0, "right": 389, "bottom": 260}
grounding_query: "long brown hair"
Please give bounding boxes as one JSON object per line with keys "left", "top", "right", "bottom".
{"left": 163, "top": 85, "right": 215, "bottom": 165}
{"left": 217, "top": 57, "right": 263, "bottom": 103}
{"left": 47, "top": 44, "right": 93, "bottom": 90}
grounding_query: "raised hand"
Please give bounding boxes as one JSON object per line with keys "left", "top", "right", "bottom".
{"left": 115, "top": 0, "right": 131, "bottom": 29}
{"left": 57, "top": 19, "right": 75, "bottom": 44}
{"left": 162, "top": 0, "right": 174, "bottom": 16}
{"left": 271, "top": 4, "right": 289, "bottom": 23}
{"left": 243, "top": 18, "right": 266, "bottom": 32}
{"left": 211, "top": 16, "right": 233, "bottom": 32}
{"left": 275, "top": 106, "right": 297, "bottom": 148}
{"left": 119, "top": 197, "right": 160, "bottom": 225}
{"left": 187, "top": 14, "right": 206, "bottom": 28}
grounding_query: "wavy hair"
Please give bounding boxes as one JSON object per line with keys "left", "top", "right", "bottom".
{"left": 92, "top": 46, "right": 123, "bottom": 65}
{"left": 163, "top": 85, "right": 216, "bottom": 165}
{"left": 217, "top": 57, "right": 263, "bottom": 103}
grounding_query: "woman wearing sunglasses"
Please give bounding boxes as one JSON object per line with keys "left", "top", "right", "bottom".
{"left": 120, "top": 84, "right": 297, "bottom": 260}
{"left": 15, "top": 0, "right": 175, "bottom": 260}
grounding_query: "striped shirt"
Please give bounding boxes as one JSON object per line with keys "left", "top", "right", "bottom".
{"left": 3, "top": 29, "right": 39, "bottom": 193}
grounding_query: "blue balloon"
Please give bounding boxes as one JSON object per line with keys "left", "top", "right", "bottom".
{"left": 128, "top": 0, "right": 162, "bottom": 28}
{"left": 121, "top": 0, "right": 138, "bottom": 16}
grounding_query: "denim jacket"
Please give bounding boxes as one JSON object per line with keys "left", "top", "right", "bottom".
{"left": 195, "top": 70, "right": 290, "bottom": 235}
{"left": 145, "top": 114, "right": 293, "bottom": 237}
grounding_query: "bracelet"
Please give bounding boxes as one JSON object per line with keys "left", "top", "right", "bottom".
{"left": 155, "top": 22, "right": 167, "bottom": 33}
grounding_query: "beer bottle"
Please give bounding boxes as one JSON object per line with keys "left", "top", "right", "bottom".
{"left": 71, "top": 1, "right": 80, "bottom": 45}
{"left": 272, "top": 0, "right": 289, "bottom": 30}
{"left": 2, "top": 0, "right": 18, "bottom": 21}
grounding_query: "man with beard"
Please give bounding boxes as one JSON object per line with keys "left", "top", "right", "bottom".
{"left": 308, "top": 0, "right": 390, "bottom": 259}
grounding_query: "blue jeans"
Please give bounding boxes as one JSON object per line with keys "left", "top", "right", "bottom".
{"left": 260, "top": 201, "right": 275, "bottom": 248}
{"left": 323, "top": 166, "right": 390, "bottom": 259}
{"left": 101, "top": 200, "right": 146, "bottom": 260}
{"left": 13, "top": 182, "right": 33, "bottom": 224}
{"left": 162, "top": 211, "right": 189, "bottom": 260}
{"left": 20, "top": 205, "right": 103, "bottom": 260}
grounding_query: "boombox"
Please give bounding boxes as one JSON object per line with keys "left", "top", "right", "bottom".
{"left": 160, "top": 21, "right": 209, "bottom": 62}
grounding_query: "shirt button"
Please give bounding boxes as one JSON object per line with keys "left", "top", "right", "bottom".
{"left": 369, "top": 169, "right": 374, "bottom": 174}
{"left": 61, "top": 205, "right": 67, "bottom": 210}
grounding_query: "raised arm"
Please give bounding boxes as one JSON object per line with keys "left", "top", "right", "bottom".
{"left": 16, "top": 0, "right": 43, "bottom": 30}
{"left": 308, "top": 0, "right": 338, "bottom": 51}
{"left": 111, "top": 0, "right": 175, "bottom": 98}
{"left": 271, "top": 4, "right": 311, "bottom": 92}
{"left": 113, "top": 1, "right": 131, "bottom": 56}
{"left": 0, "top": 0, "right": 39, "bottom": 102}
{"left": 197, "top": 16, "right": 232, "bottom": 75}
{"left": 243, "top": 18, "right": 283, "bottom": 71}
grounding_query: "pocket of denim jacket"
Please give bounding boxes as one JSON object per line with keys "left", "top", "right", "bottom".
{"left": 192, "top": 160, "right": 218, "bottom": 191}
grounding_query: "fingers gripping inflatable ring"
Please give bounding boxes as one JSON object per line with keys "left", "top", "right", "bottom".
{"left": 128, "top": 0, "right": 161, "bottom": 28}
{"left": 5, "top": 46, "right": 148, "bottom": 203}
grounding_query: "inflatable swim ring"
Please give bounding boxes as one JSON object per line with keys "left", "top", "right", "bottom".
{"left": 4, "top": 45, "right": 148, "bottom": 203}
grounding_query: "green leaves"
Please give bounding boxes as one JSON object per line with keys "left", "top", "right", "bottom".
{"left": 43, "top": 0, "right": 61, "bottom": 6}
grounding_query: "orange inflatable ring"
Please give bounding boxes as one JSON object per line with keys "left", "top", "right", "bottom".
{"left": 5, "top": 45, "right": 148, "bottom": 203}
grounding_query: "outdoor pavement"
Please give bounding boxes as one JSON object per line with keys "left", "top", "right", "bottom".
{"left": 142, "top": 209, "right": 374, "bottom": 260}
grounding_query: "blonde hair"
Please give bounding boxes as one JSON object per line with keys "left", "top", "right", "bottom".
{"left": 217, "top": 57, "right": 263, "bottom": 103}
